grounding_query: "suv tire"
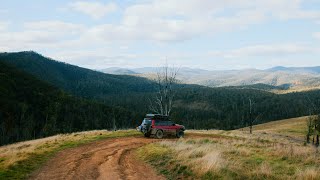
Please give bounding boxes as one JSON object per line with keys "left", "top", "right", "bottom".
{"left": 155, "top": 130, "right": 164, "bottom": 139}
{"left": 144, "top": 132, "right": 151, "bottom": 137}
{"left": 176, "top": 130, "right": 184, "bottom": 138}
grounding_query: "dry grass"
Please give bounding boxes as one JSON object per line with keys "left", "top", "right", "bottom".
{"left": 295, "top": 167, "right": 320, "bottom": 180}
{"left": 0, "top": 130, "right": 109, "bottom": 169}
{"left": 240, "top": 116, "right": 308, "bottom": 134}
{"left": 161, "top": 139, "right": 225, "bottom": 174}
{"left": 256, "top": 162, "right": 273, "bottom": 177}
{"left": 140, "top": 116, "right": 320, "bottom": 179}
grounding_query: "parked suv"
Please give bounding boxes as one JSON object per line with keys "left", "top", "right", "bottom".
{"left": 137, "top": 114, "right": 185, "bottom": 138}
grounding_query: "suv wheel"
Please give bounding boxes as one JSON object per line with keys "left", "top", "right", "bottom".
{"left": 144, "top": 132, "right": 151, "bottom": 137}
{"left": 176, "top": 130, "right": 184, "bottom": 138}
{"left": 155, "top": 130, "right": 164, "bottom": 139}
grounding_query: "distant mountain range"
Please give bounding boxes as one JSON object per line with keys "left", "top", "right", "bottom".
{"left": 100, "top": 66, "right": 320, "bottom": 90}
{"left": 266, "top": 66, "right": 320, "bottom": 74}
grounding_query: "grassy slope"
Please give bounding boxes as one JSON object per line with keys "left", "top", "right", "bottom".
{"left": 241, "top": 116, "right": 308, "bottom": 138}
{"left": 137, "top": 116, "right": 320, "bottom": 179}
{"left": 0, "top": 130, "right": 140, "bottom": 179}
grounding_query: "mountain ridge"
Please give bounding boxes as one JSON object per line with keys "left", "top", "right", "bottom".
{"left": 99, "top": 65, "right": 320, "bottom": 90}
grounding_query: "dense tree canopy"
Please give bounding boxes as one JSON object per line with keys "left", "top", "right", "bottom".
{"left": 0, "top": 62, "right": 135, "bottom": 145}
{"left": 1, "top": 51, "right": 320, "bottom": 145}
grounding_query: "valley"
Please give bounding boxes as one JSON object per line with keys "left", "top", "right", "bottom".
{"left": 1, "top": 52, "right": 320, "bottom": 145}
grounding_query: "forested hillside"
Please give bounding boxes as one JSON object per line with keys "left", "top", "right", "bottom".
{"left": 172, "top": 87, "right": 320, "bottom": 129}
{"left": 0, "top": 61, "right": 135, "bottom": 145}
{"left": 0, "top": 51, "right": 156, "bottom": 99}
{"left": 1, "top": 51, "right": 320, "bottom": 145}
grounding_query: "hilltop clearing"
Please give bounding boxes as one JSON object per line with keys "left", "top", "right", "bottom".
{"left": 138, "top": 116, "right": 320, "bottom": 179}
{"left": 0, "top": 116, "right": 318, "bottom": 179}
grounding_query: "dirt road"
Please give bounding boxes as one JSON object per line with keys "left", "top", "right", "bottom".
{"left": 29, "top": 137, "right": 165, "bottom": 180}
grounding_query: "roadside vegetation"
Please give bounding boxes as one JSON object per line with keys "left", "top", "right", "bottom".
{"left": 137, "top": 116, "right": 320, "bottom": 179}
{"left": 137, "top": 143, "right": 195, "bottom": 179}
{"left": 0, "top": 130, "right": 140, "bottom": 179}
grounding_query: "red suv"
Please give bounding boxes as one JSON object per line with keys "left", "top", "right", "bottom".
{"left": 137, "top": 114, "right": 185, "bottom": 138}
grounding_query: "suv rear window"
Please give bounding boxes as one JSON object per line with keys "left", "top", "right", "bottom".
{"left": 142, "top": 119, "right": 152, "bottom": 125}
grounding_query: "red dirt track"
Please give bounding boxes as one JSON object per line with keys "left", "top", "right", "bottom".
{"left": 29, "top": 137, "right": 165, "bottom": 180}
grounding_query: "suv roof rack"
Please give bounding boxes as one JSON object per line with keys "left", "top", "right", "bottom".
{"left": 145, "top": 114, "right": 169, "bottom": 121}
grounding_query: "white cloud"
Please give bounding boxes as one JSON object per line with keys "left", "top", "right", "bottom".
{"left": 24, "top": 21, "right": 85, "bottom": 32}
{"left": 209, "top": 43, "right": 318, "bottom": 58}
{"left": 1, "top": 0, "right": 320, "bottom": 69}
{"left": 49, "top": 49, "right": 145, "bottom": 69}
{"left": 0, "top": 20, "right": 88, "bottom": 53}
{"left": 2, "top": 0, "right": 319, "bottom": 45}
{"left": 313, "top": 32, "right": 320, "bottom": 40}
{"left": 0, "top": 21, "right": 9, "bottom": 31}
{"left": 76, "top": 0, "right": 319, "bottom": 42}
{"left": 68, "top": 1, "right": 117, "bottom": 19}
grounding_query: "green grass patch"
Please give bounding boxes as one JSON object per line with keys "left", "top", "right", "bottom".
{"left": 281, "top": 129, "right": 307, "bottom": 136}
{"left": 136, "top": 143, "right": 194, "bottom": 179}
{"left": 189, "top": 151, "right": 205, "bottom": 158}
{"left": 0, "top": 158, "right": 5, "bottom": 163}
{"left": 198, "top": 138, "right": 217, "bottom": 144}
{"left": 186, "top": 139, "right": 196, "bottom": 144}
{"left": 0, "top": 130, "right": 140, "bottom": 179}
{"left": 187, "top": 132, "right": 244, "bottom": 140}
{"left": 256, "top": 137, "right": 272, "bottom": 144}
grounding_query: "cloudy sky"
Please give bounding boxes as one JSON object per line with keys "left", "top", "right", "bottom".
{"left": 0, "top": 0, "right": 319, "bottom": 70}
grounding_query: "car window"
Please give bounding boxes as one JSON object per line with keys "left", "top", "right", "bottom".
{"left": 166, "top": 121, "right": 174, "bottom": 125}
{"left": 155, "top": 121, "right": 173, "bottom": 126}
{"left": 142, "top": 119, "right": 151, "bottom": 125}
{"left": 154, "top": 120, "right": 162, "bottom": 126}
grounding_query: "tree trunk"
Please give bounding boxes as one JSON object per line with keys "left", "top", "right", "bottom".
{"left": 112, "top": 110, "right": 116, "bottom": 131}
{"left": 249, "top": 98, "right": 253, "bottom": 134}
{"left": 313, "top": 135, "right": 315, "bottom": 144}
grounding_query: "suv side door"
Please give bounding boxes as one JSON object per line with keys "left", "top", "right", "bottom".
{"left": 166, "top": 121, "right": 177, "bottom": 134}
{"left": 154, "top": 120, "right": 169, "bottom": 133}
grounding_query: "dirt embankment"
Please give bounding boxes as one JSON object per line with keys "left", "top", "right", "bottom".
{"left": 29, "top": 137, "right": 165, "bottom": 180}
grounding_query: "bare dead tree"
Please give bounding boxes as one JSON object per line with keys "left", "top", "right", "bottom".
{"left": 247, "top": 98, "right": 263, "bottom": 134}
{"left": 112, "top": 109, "right": 117, "bottom": 131}
{"left": 149, "top": 64, "right": 179, "bottom": 116}
{"left": 312, "top": 115, "right": 320, "bottom": 146}
{"left": 306, "top": 112, "right": 315, "bottom": 144}
{"left": 246, "top": 98, "right": 257, "bottom": 134}
{"left": 304, "top": 94, "right": 320, "bottom": 146}
{"left": 249, "top": 98, "right": 253, "bottom": 134}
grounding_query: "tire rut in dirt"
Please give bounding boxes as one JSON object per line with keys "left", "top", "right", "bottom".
{"left": 29, "top": 137, "right": 164, "bottom": 180}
